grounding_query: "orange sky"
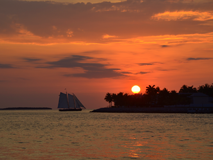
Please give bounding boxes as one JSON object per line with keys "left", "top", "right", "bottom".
{"left": 0, "top": 0, "right": 213, "bottom": 109}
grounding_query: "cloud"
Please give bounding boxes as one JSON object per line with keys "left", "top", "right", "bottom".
{"left": 139, "top": 71, "right": 149, "bottom": 74}
{"left": 82, "top": 50, "right": 102, "bottom": 54}
{"left": 103, "top": 34, "right": 117, "bottom": 39}
{"left": 161, "top": 45, "right": 169, "bottom": 47}
{"left": 0, "top": 0, "right": 213, "bottom": 43}
{"left": 0, "top": 63, "right": 14, "bottom": 69}
{"left": 121, "top": 71, "right": 132, "bottom": 74}
{"left": 64, "top": 68, "right": 123, "bottom": 78}
{"left": 138, "top": 63, "right": 154, "bottom": 66}
{"left": 23, "top": 58, "right": 42, "bottom": 62}
{"left": 186, "top": 57, "right": 213, "bottom": 61}
{"left": 40, "top": 55, "right": 125, "bottom": 78}
{"left": 152, "top": 11, "right": 213, "bottom": 21}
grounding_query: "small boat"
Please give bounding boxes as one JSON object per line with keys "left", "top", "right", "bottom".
{"left": 58, "top": 92, "right": 86, "bottom": 111}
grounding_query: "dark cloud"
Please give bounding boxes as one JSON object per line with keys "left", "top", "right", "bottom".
{"left": 64, "top": 68, "right": 122, "bottom": 78}
{"left": 121, "top": 71, "right": 132, "bottom": 74}
{"left": 139, "top": 62, "right": 164, "bottom": 66}
{"left": 138, "top": 63, "right": 154, "bottom": 66}
{"left": 0, "top": 0, "right": 213, "bottom": 43}
{"left": 41, "top": 55, "right": 125, "bottom": 78}
{"left": 187, "top": 57, "right": 213, "bottom": 61}
{"left": 82, "top": 50, "right": 102, "bottom": 54}
{"left": 139, "top": 72, "right": 149, "bottom": 74}
{"left": 161, "top": 45, "right": 169, "bottom": 47}
{"left": 45, "top": 55, "right": 93, "bottom": 68}
{"left": 23, "top": 58, "right": 42, "bottom": 62}
{"left": 0, "top": 63, "right": 13, "bottom": 69}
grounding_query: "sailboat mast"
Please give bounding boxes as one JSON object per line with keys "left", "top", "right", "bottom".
{"left": 66, "top": 91, "right": 70, "bottom": 109}
{"left": 73, "top": 93, "right": 77, "bottom": 109}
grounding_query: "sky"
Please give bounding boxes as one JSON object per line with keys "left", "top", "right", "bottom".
{"left": 0, "top": 0, "right": 213, "bottom": 109}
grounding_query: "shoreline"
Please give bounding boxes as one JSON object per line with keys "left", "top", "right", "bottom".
{"left": 0, "top": 107, "right": 52, "bottom": 110}
{"left": 91, "top": 107, "right": 213, "bottom": 113}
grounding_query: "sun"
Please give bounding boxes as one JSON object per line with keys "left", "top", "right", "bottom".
{"left": 131, "top": 85, "right": 141, "bottom": 94}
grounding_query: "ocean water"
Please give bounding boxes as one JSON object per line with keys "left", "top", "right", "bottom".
{"left": 0, "top": 110, "right": 213, "bottom": 160}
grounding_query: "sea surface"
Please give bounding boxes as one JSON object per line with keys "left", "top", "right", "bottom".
{"left": 0, "top": 110, "right": 213, "bottom": 160}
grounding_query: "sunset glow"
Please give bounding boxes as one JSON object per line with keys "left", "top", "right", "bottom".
{"left": 152, "top": 11, "right": 213, "bottom": 21}
{"left": 0, "top": 0, "right": 213, "bottom": 109}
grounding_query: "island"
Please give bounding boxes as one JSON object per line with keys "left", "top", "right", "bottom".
{"left": 0, "top": 107, "right": 52, "bottom": 110}
{"left": 91, "top": 83, "right": 213, "bottom": 113}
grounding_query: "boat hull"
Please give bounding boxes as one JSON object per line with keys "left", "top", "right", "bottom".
{"left": 59, "top": 108, "right": 82, "bottom": 111}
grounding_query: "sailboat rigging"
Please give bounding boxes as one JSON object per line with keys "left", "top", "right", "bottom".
{"left": 58, "top": 92, "right": 86, "bottom": 111}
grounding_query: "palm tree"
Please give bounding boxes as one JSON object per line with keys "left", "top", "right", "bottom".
{"left": 158, "top": 88, "right": 170, "bottom": 105}
{"left": 116, "top": 92, "right": 124, "bottom": 107}
{"left": 198, "top": 83, "right": 213, "bottom": 97}
{"left": 111, "top": 93, "right": 117, "bottom": 107}
{"left": 179, "top": 85, "right": 197, "bottom": 93}
{"left": 145, "top": 85, "right": 160, "bottom": 105}
{"left": 169, "top": 90, "right": 178, "bottom": 105}
{"left": 104, "top": 93, "right": 112, "bottom": 107}
{"left": 146, "top": 85, "right": 160, "bottom": 95}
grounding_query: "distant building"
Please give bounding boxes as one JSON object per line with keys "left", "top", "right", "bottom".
{"left": 190, "top": 93, "right": 210, "bottom": 105}
{"left": 166, "top": 92, "right": 213, "bottom": 108}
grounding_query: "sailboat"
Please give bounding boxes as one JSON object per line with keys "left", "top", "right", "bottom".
{"left": 58, "top": 92, "right": 86, "bottom": 111}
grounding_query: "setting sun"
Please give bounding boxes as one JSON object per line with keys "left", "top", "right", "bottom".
{"left": 131, "top": 85, "right": 141, "bottom": 94}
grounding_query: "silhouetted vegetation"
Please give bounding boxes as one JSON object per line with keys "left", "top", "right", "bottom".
{"left": 104, "top": 83, "right": 213, "bottom": 108}
{"left": 0, "top": 107, "right": 52, "bottom": 110}
{"left": 179, "top": 85, "right": 197, "bottom": 93}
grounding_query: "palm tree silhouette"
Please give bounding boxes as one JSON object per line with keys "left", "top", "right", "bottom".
{"left": 104, "top": 93, "right": 112, "bottom": 107}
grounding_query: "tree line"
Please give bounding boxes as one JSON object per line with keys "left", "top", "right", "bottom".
{"left": 104, "top": 83, "right": 213, "bottom": 108}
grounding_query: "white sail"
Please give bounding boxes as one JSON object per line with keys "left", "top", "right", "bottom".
{"left": 73, "top": 94, "right": 86, "bottom": 109}
{"left": 68, "top": 94, "right": 75, "bottom": 109}
{"left": 58, "top": 92, "right": 69, "bottom": 108}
